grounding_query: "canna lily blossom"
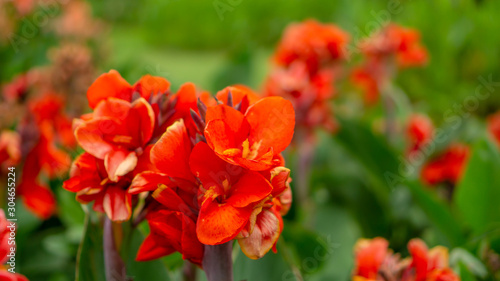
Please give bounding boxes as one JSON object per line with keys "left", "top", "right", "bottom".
{"left": 63, "top": 152, "right": 133, "bottom": 221}
{"left": 421, "top": 143, "right": 470, "bottom": 186}
{"left": 204, "top": 95, "right": 295, "bottom": 171}
{"left": 190, "top": 141, "right": 273, "bottom": 245}
{"left": 352, "top": 237, "right": 459, "bottom": 281}
{"left": 406, "top": 114, "right": 434, "bottom": 155}
{"left": 74, "top": 97, "right": 155, "bottom": 182}
{"left": 360, "top": 23, "right": 429, "bottom": 68}
{"left": 273, "top": 19, "right": 350, "bottom": 72}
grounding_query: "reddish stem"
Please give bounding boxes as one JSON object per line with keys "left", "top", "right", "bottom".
{"left": 202, "top": 242, "right": 233, "bottom": 281}
{"left": 103, "top": 217, "right": 128, "bottom": 281}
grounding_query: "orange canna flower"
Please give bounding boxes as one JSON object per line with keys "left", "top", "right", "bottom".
{"left": 204, "top": 95, "right": 295, "bottom": 171}
{"left": 353, "top": 237, "right": 390, "bottom": 280}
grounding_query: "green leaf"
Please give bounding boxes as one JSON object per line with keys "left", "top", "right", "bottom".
{"left": 335, "top": 117, "right": 466, "bottom": 246}
{"left": 233, "top": 243, "right": 299, "bottom": 281}
{"left": 76, "top": 215, "right": 106, "bottom": 281}
{"left": 124, "top": 226, "right": 171, "bottom": 281}
{"left": 454, "top": 138, "right": 500, "bottom": 235}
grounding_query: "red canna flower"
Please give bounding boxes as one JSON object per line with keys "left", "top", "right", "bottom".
{"left": 401, "top": 239, "right": 458, "bottom": 281}
{"left": 274, "top": 19, "right": 349, "bottom": 72}
{"left": 352, "top": 237, "right": 459, "bottom": 281}
{"left": 29, "top": 93, "right": 76, "bottom": 148}
{"left": 406, "top": 114, "right": 434, "bottom": 155}
{"left": 63, "top": 152, "right": 133, "bottom": 221}
{"left": 350, "top": 66, "right": 380, "bottom": 106}
{"left": 421, "top": 143, "right": 470, "bottom": 186}
{"left": 190, "top": 141, "right": 273, "bottom": 245}
{"left": 353, "top": 237, "right": 391, "bottom": 280}
{"left": 204, "top": 95, "right": 295, "bottom": 171}
{"left": 360, "top": 24, "right": 428, "bottom": 68}
{"left": 74, "top": 97, "right": 155, "bottom": 182}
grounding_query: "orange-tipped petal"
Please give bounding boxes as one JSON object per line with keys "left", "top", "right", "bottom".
{"left": 104, "top": 148, "right": 137, "bottom": 182}
{"left": 102, "top": 184, "right": 132, "bottom": 222}
{"left": 129, "top": 171, "right": 170, "bottom": 194}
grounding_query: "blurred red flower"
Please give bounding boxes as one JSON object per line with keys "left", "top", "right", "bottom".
{"left": 406, "top": 114, "right": 434, "bottom": 155}
{"left": 274, "top": 19, "right": 349, "bottom": 72}
{"left": 360, "top": 24, "right": 429, "bottom": 68}
{"left": 0, "top": 131, "right": 21, "bottom": 171}
{"left": 421, "top": 143, "right": 470, "bottom": 186}
{"left": 353, "top": 237, "right": 459, "bottom": 281}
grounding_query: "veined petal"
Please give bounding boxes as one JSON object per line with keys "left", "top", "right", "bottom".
{"left": 196, "top": 200, "right": 253, "bottom": 245}
{"left": 238, "top": 209, "right": 280, "bottom": 259}
{"left": 74, "top": 117, "right": 123, "bottom": 159}
{"left": 136, "top": 234, "right": 175, "bottom": 261}
{"left": 104, "top": 148, "right": 137, "bottom": 182}
{"left": 128, "top": 98, "right": 155, "bottom": 147}
{"left": 102, "top": 185, "right": 132, "bottom": 222}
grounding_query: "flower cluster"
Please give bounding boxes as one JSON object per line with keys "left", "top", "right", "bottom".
{"left": 352, "top": 23, "right": 429, "bottom": 105}
{"left": 353, "top": 237, "right": 459, "bottom": 281}
{"left": 64, "top": 71, "right": 295, "bottom": 265}
{"left": 264, "top": 19, "right": 349, "bottom": 135}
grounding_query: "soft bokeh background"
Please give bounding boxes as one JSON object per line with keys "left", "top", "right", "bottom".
{"left": 2, "top": 0, "right": 500, "bottom": 280}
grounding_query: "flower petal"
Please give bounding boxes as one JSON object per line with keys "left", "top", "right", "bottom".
{"left": 226, "top": 171, "right": 272, "bottom": 208}
{"left": 102, "top": 184, "right": 132, "bottom": 222}
{"left": 245, "top": 96, "right": 295, "bottom": 154}
{"left": 238, "top": 209, "right": 280, "bottom": 259}
{"left": 104, "top": 148, "right": 137, "bottom": 182}
{"left": 151, "top": 120, "right": 194, "bottom": 181}
{"left": 129, "top": 171, "right": 171, "bottom": 194}
{"left": 87, "top": 70, "right": 132, "bottom": 109}
{"left": 134, "top": 74, "right": 171, "bottom": 100}
{"left": 196, "top": 201, "right": 253, "bottom": 245}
